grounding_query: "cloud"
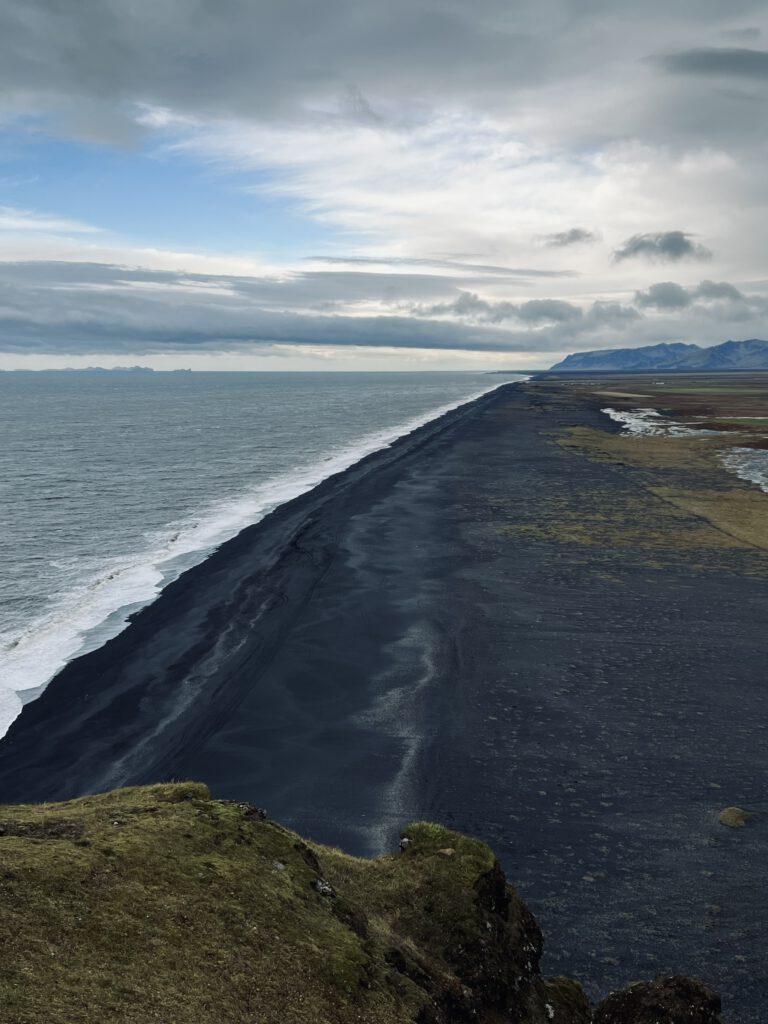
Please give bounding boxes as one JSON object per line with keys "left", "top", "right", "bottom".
{"left": 418, "top": 290, "right": 643, "bottom": 329}
{"left": 419, "top": 291, "right": 583, "bottom": 324}
{"left": 0, "top": 0, "right": 586, "bottom": 141}
{"left": 614, "top": 230, "right": 712, "bottom": 263}
{"left": 585, "top": 300, "right": 642, "bottom": 326}
{"left": 694, "top": 279, "right": 745, "bottom": 301}
{"left": 308, "top": 255, "right": 575, "bottom": 278}
{"left": 0, "top": 260, "right": 591, "bottom": 355}
{"left": 721, "top": 28, "right": 762, "bottom": 43}
{"left": 0, "top": 205, "right": 99, "bottom": 234}
{"left": 2, "top": 3, "right": 768, "bottom": 366}
{"left": 516, "top": 299, "right": 583, "bottom": 323}
{"left": 635, "top": 278, "right": 750, "bottom": 310}
{"left": 542, "top": 228, "right": 599, "bottom": 247}
{"left": 1, "top": 1, "right": 762, "bottom": 143}
{"left": 3, "top": 260, "right": 766, "bottom": 362}
{"left": 656, "top": 47, "right": 768, "bottom": 78}
{"left": 634, "top": 281, "right": 692, "bottom": 309}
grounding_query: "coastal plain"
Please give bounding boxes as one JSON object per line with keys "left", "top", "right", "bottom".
{"left": 0, "top": 376, "right": 766, "bottom": 1019}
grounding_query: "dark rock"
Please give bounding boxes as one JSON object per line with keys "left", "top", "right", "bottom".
{"left": 544, "top": 976, "right": 591, "bottom": 1022}
{"left": 594, "top": 975, "right": 723, "bottom": 1023}
{"left": 238, "top": 802, "right": 267, "bottom": 820}
{"left": 474, "top": 860, "right": 512, "bottom": 918}
{"left": 294, "top": 840, "right": 322, "bottom": 873}
{"left": 331, "top": 896, "right": 369, "bottom": 938}
{"left": 385, "top": 947, "right": 435, "bottom": 992}
{"left": 218, "top": 799, "right": 267, "bottom": 820}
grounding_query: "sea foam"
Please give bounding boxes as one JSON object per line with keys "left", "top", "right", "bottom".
{"left": 0, "top": 377, "right": 524, "bottom": 739}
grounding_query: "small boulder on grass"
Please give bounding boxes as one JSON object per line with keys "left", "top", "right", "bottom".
{"left": 718, "top": 806, "right": 750, "bottom": 829}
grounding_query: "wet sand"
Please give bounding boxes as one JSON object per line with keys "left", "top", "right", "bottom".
{"left": 0, "top": 380, "right": 766, "bottom": 1019}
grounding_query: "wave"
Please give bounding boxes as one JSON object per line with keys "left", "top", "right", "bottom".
{"left": 0, "top": 377, "right": 525, "bottom": 739}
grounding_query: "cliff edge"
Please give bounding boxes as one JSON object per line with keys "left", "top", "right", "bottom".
{"left": 0, "top": 783, "right": 723, "bottom": 1023}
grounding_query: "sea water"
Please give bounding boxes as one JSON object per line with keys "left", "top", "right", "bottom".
{"left": 0, "top": 370, "right": 520, "bottom": 736}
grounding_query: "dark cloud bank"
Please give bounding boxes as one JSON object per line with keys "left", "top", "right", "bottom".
{"left": 0, "top": 261, "right": 571, "bottom": 354}
{"left": 1, "top": 0, "right": 766, "bottom": 144}
{"left": 0, "top": 261, "right": 764, "bottom": 357}
{"left": 657, "top": 46, "right": 768, "bottom": 78}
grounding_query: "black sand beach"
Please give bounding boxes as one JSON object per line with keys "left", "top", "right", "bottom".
{"left": 1, "top": 380, "right": 766, "bottom": 1019}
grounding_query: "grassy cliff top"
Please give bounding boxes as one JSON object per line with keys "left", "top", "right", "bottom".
{"left": 0, "top": 781, "right": 584, "bottom": 1024}
{"left": 0, "top": 783, "right": 722, "bottom": 1024}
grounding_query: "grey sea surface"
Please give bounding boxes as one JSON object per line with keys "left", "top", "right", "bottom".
{"left": 0, "top": 370, "right": 514, "bottom": 736}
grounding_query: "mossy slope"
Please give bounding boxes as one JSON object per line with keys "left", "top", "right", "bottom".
{"left": 0, "top": 782, "right": 571, "bottom": 1024}
{"left": 0, "top": 783, "right": 723, "bottom": 1023}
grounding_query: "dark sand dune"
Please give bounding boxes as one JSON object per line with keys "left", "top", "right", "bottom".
{"left": 0, "top": 381, "right": 766, "bottom": 1019}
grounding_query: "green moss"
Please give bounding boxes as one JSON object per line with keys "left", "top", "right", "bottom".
{"left": 0, "top": 784, "right": 560, "bottom": 1024}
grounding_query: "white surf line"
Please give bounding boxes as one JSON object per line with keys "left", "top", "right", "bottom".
{"left": 0, "top": 376, "right": 528, "bottom": 740}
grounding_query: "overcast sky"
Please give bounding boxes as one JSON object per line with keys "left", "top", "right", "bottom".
{"left": 1, "top": 0, "right": 767, "bottom": 369}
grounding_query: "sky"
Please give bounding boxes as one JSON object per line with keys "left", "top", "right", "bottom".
{"left": 1, "top": 1, "right": 767, "bottom": 370}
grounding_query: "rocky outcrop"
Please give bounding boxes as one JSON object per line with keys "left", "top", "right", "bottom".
{"left": 593, "top": 976, "right": 723, "bottom": 1023}
{"left": 0, "top": 782, "right": 726, "bottom": 1024}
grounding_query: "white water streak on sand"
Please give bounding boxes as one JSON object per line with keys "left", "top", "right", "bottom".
{"left": 0, "top": 377, "right": 527, "bottom": 739}
{"left": 352, "top": 620, "right": 440, "bottom": 856}
{"left": 89, "top": 608, "right": 257, "bottom": 794}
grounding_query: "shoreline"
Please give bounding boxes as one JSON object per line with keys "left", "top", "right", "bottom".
{"left": 0, "top": 377, "right": 766, "bottom": 1019}
{"left": 0, "top": 375, "right": 518, "bottom": 741}
{"left": 0, "top": 380, "right": 518, "bottom": 804}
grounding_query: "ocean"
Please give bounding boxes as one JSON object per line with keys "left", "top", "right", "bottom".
{"left": 0, "top": 370, "right": 519, "bottom": 738}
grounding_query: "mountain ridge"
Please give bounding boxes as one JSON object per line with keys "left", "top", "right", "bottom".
{"left": 550, "top": 338, "right": 768, "bottom": 371}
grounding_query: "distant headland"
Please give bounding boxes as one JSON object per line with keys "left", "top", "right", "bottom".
{"left": 0, "top": 366, "right": 193, "bottom": 373}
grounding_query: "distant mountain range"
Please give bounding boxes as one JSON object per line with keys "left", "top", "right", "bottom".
{"left": 1, "top": 366, "right": 193, "bottom": 374}
{"left": 550, "top": 338, "right": 768, "bottom": 372}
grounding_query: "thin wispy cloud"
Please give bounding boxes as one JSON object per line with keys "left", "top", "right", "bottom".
{"left": 308, "top": 256, "right": 577, "bottom": 278}
{"left": 0, "top": 206, "right": 100, "bottom": 234}
{"left": 542, "top": 228, "right": 599, "bottom": 248}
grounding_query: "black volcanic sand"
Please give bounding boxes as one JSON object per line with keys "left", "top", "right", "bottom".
{"left": 1, "top": 381, "right": 767, "bottom": 1019}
